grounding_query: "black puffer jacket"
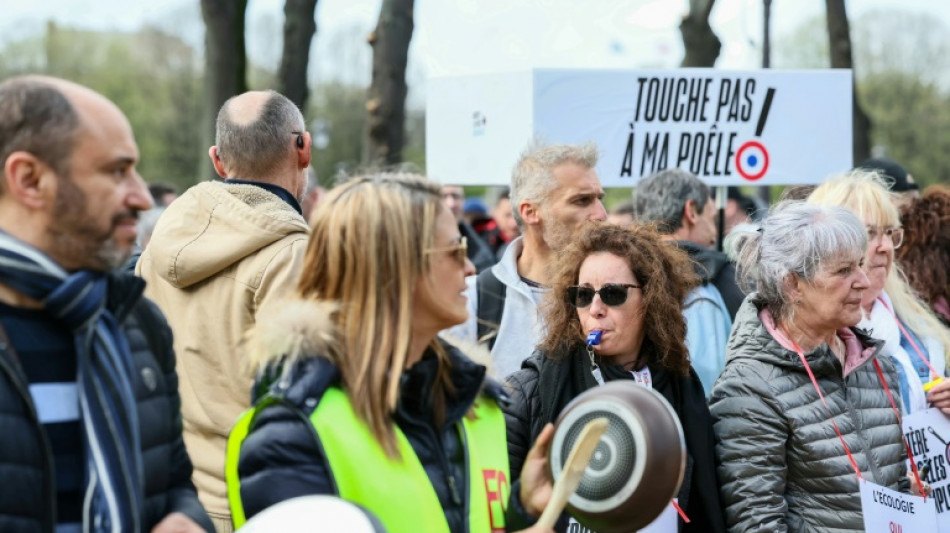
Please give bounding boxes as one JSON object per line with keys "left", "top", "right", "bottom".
{"left": 0, "top": 273, "right": 212, "bottom": 533}
{"left": 504, "top": 348, "right": 727, "bottom": 533}
{"left": 237, "top": 341, "right": 511, "bottom": 531}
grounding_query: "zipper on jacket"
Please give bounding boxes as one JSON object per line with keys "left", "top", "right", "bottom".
{"left": 843, "top": 375, "right": 886, "bottom": 484}
{"left": 438, "top": 430, "right": 463, "bottom": 507}
{"left": 427, "top": 420, "right": 464, "bottom": 520}
{"left": 0, "top": 341, "right": 58, "bottom": 532}
{"left": 448, "top": 475, "right": 462, "bottom": 506}
{"left": 458, "top": 422, "right": 472, "bottom": 533}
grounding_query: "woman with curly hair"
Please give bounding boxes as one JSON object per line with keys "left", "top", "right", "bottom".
{"left": 898, "top": 186, "right": 950, "bottom": 325}
{"left": 503, "top": 222, "right": 726, "bottom": 533}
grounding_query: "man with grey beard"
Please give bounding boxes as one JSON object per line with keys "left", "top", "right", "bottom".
{"left": 0, "top": 75, "right": 211, "bottom": 532}
{"left": 444, "top": 141, "right": 607, "bottom": 378}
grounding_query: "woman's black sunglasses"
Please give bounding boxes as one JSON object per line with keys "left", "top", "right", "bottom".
{"left": 566, "top": 283, "right": 641, "bottom": 308}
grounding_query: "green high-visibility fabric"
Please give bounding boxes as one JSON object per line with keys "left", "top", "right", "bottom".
{"left": 225, "top": 406, "right": 254, "bottom": 527}
{"left": 226, "top": 386, "right": 510, "bottom": 532}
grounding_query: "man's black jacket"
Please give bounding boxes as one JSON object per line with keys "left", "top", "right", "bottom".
{"left": 0, "top": 272, "right": 212, "bottom": 532}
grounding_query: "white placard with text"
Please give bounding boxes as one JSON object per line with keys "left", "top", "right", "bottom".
{"left": 902, "top": 407, "right": 950, "bottom": 531}
{"left": 860, "top": 478, "right": 936, "bottom": 532}
{"left": 427, "top": 68, "right": 853, "bottom": 186}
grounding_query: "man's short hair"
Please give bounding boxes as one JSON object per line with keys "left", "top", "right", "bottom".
{"left": 634, "top": 168, "right": 711, "bottom": 234}
{"left": 510, "top": 141, "right": 598, "bottom": 226}
{"left": 215, "top": 90, "right": 305, "bottom": 179}
{"left": 0, "top": 77, "right": 80, "bottom": 190}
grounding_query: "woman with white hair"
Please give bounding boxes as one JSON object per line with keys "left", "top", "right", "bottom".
{"left": 809, "top": 171, "right": 950, "bottom": 415}
{"left": 711, "top": 201, "right": 912, "bottom": 532}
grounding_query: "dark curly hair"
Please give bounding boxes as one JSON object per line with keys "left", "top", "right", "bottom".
{"left": 539, "top": 222, "right": 698, "bottom": 376}
{"left": 898, "top": 186, "right": 950, "bottom": 319}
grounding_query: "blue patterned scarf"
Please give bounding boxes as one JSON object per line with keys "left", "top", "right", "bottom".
{"left": 0, "top": 232, "right": 143, "bottom": 532}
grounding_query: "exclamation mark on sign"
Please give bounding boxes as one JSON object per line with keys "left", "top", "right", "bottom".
{"left": 755, "top": 88, "right": 776, "bottom": 137}
{"left": 735, "top": 87, "right": 775, "bottom": 181}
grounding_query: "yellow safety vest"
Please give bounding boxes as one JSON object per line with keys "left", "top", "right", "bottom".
{"left": 226, "top": 387, "right": 510, "bottom": 532}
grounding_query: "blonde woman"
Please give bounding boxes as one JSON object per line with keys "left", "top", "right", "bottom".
{"left": 226, "top": 173, "right": 554, "bottom": 532}
{"left": 809, "top": 171, "right": 950, "bottom": 415}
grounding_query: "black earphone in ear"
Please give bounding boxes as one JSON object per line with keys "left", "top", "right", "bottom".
{"left": 296, "top": 133, "right": 304, "bottom": 149}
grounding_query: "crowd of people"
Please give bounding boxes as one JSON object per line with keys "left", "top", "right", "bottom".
{"left": 2, "top": 74, "right": 950, "bottom": 533}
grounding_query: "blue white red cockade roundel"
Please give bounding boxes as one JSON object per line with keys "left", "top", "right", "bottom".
{"left": 735, "top": 141, "right": 770, "bottom": 181}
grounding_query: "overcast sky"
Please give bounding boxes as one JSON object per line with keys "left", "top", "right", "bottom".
{"left": 2, "top": 0, "right": 948, "bottom": 106}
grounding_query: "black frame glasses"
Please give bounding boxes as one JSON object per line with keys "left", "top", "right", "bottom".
{"left": 566, "top": 283, "right": 641, "bottom": 308}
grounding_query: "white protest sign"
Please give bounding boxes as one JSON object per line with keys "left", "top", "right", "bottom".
{"left": 426, "top": 68, "right": 853, "bottom": 187}
{"left": 860, "top": 478, "right": 936, "bottom": 532}
{"left": 903, "top": 407, "right": 950, "bottom": 531}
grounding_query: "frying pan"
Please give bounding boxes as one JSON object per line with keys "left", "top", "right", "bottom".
{"left": 548, "top": 381, "right": 686, "bottom": 533}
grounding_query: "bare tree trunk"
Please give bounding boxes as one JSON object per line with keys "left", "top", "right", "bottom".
{"left": 363, "top": 0, "right": 414, "bottom": 167}
{"left": 680, "top": 0, "right": 721, "bottom": 67}
{"left": 826, "top": 0, "right": 871, "bottom": 165}
{"left": 278, "top": 0, "right": 319, "bottom": 109}
{"left": 200, "top": 0, "right": 248, "bottom": 179}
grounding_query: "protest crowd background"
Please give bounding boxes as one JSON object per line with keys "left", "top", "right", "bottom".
{"left": 1, "top": 1, "right": 950, "bottom": 532}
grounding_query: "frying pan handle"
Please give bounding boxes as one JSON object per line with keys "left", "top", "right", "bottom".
{"left": 536, "top": 418, "right": 608, "bottom": 529}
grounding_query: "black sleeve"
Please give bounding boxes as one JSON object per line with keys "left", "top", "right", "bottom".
{"left": 502, "top": 368, "right": 539, "bottom": 482}
{"left": 503, "top": 364, "right": 574, "bottom": 533}
{"left": 681, "top": 369, "right": 728, "bottom": 533}
{"left": 504, "top": 479, "right": 535, "bottom": 531}
{"left": 237, "top": 403, "right": 335, "bottom": 519}
{"left": 714, "top": 262, "right": 746, "bottom": 320}
{"left": 505, "top": 479, "right": 572, "bottom": 533}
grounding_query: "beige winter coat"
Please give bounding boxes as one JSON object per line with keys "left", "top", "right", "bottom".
{"left": 136, "top": 181, "right": 309, "bottom": 520}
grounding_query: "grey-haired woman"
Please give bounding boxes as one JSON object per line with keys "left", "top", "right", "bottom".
{"left": 710, "top": 201, "right": 912, "bottom": 532}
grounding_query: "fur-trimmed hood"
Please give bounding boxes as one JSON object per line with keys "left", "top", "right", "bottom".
{"left": 244, "top": 298, "right": 339, "bottom": 372}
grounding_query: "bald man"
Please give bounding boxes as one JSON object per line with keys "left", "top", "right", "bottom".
{"left": 137, "top": 90, "right": 311, "bottom": 532}
{"left": 0, "top": 76, "right": 212, "bottom": 531}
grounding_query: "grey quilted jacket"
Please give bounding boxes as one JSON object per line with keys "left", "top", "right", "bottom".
{"left": 710, "top": 296, "right": 909, "bottom": 533}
